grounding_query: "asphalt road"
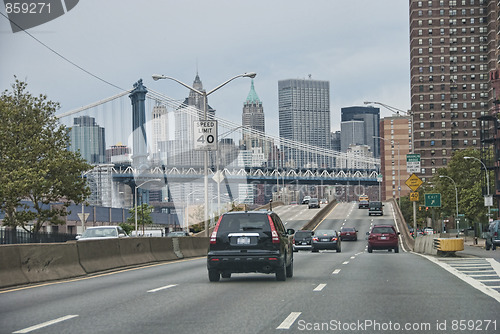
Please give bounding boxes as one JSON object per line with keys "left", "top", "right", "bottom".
{"left": 1, "top": 202, "right": 499, "bottom": 334}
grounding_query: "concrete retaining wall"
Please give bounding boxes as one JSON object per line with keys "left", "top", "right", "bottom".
{"left": 0, "top": 237, "right": 210, "bottom": 289}
{"left": 414, "top": 234, "right": 439, "bottom": 255}
{"left": 0, "top": 245, "right": 29, "bottom": 287}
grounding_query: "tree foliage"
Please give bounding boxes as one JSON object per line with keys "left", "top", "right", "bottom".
{"left": 127, "top": 203, "right": 154, "bottom": 228}
{"left": 0, "top": 79, "right": 91, "bottom": 233}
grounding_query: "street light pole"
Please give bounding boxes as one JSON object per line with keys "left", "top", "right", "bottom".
{"left": 374, "top": 136, "right": 400, "bottom": 206}
{"left": 366, "top": 101, "right": 415, "bottom": 234}
{"left": 134, "top": 179, "right": 161, "bottom": 236}
{"left": 153, "top": 72, "right": 256, "bottom": 237}
{"left": 464, "top": 156, "right": 491, "bottom": 221}
{"left": 439, "top": 175, "right": 459, "bottom": 232}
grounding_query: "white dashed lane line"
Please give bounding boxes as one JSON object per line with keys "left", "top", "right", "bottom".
{"left": 13, "top": 315, "right": 79, "bottom": 334}
{"left": 147, "top": 284, "right": 178, "bottom": 293}
{"left": 332, "top": 269, "right": 341, "bottom": 275}
{"left": 313, "top": 283, "right": 327, "bottom": 291}
{"left": 277, "top": 312, "right": 302, "bottom": 329}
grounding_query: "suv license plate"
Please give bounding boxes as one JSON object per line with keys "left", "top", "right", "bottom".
{"left": 237, "top": 237, "right": 250, "bottom": 245}
{"left": 380, "top": 236, "right": 387, "bottom": 240}
{"left": 321, "top": 238, "right": 329, "bottom": 242}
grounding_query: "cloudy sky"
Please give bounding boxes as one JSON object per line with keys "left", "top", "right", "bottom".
{"left": 1, "top": 0, "right": 410, "bottom": 136}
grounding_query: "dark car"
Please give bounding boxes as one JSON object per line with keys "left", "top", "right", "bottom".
{"left": 340, "top": 227, "right": 358, "bottom": 241}
{"left": 308, "top": 198, "right": 320, "bottom": 209}
{"left": 358, "top": 200, "right": 369, "bottom": 209}
{"left": 293, "top": 230, "right": 313, "bottom": 252}
{"left": 367, "top": 225, "right": 399, "bottom": 253}
{"left": 207, "top": 211, "right": 295, "bottom": 282}
{"left": 368, "top": 201, "right": 384, "bottom": 216}
{"left": 311, "top": 229, "right": 341, "bottom": 252}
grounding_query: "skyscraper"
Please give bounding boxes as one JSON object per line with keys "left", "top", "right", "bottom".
{"left": 69, "top": 115, "right": 106, "bottom": 164}
{"left": 341, "top": 106, "right": 380, "bottom": 157}
{"left": 409, "top": 0, "right": 499, "bottom": 180}
{"left": 242, "top": 79, "right": 265, "bottom": 150}
{"left": 278, "top": 78, "right": 330, "bottom": 167}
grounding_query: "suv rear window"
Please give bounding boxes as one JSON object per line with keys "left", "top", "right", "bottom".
{"left": 295, "top": 231, "right": 312, "bottom": 238}
{"left": 372, "top": 227, "right": 395, "bottom": 234}
{"left": 217, "top": 213, "right": 271, "bottom": 232}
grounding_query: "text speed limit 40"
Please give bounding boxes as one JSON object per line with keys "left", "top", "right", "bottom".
{"left": 193, "top": 120, "right": 218, "bottom": 150}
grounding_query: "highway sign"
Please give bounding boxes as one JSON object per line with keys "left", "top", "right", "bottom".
{"left": 406, "top": 153, "right": 421, "bottom": 173}
{"left": 405, "top": 173, "right": 423, "bottom": 191}
{"left": 193, "top": 120, "right": 217, "bottom": 150}
{"left": 410, "top": 192, "right": 419, "bottom": 202}
{"left": 424, "top": 193, "right": 441, "bottom": 207}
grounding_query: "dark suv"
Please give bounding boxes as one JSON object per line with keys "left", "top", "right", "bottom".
{"left": 207, "top": 211, "right": 295, "bottom": 282}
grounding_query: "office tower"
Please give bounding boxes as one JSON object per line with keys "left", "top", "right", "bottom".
{"left": 341, "top": 106, "right": 380, "bottom": 157}
{"left": 152, "top": 104, "right": 168, "bottom": 160}
{"left": 242, "top": 79, "right": 265, "bottom": 150}
{"left": 172, "top": 73, "right": 215, "bottom": 167}
{"left": 105, "top": 144, "right": 130, "bottom": 163}
{"left": 340, "top": 120, "right": 365, "bottom": 153}
{"left": 278, "top": 78, "right": 331, "bottom": 168}
{"left": 69, "top": 115, "right": 106, "bottom": 164}
{"left": 409, "top": 0, "right": 499, "bottom": 180}
{"left": 331, "top": 131, "right": 341, "bottom": 152}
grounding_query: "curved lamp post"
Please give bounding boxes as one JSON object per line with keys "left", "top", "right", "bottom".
{"left": 152, "top": 72, "right": 256, "bottom": 236}
{"left": 464, "top": 156, "right": 491, "bottom": 220}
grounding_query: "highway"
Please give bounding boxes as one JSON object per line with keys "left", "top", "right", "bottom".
{"left": 1, "top": 202, "right": 499, "bottom": 334}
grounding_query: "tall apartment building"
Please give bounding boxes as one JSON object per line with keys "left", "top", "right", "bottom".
{"left": 341, "top": 106, "right": 381, "bottom": 157}
{"left": 278, "top": 78, "right": 331, "bottom": 168}
{"left": 69, "top": 115, "right": 106, "bottom": 164}
{"left": 409, "top": 0, "right": 499, "bottom": 180}
{"left": 379, "top": 116, "right": 412, "bottom": 201}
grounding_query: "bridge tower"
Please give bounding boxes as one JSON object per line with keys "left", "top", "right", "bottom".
{"left": 129, "top": 79, "right": 149, "bottom": 170}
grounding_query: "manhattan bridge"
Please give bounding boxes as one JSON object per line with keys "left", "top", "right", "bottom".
{"left": 57, "top": 79, "right": 380, "bottom": 225}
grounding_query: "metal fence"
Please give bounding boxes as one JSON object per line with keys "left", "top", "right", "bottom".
{"left": 0, "top": 229, "right": 77, "bottom": 245}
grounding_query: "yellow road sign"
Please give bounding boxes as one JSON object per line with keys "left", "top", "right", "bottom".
{"left": 405, "top": 173, "right": 423, "bottom": 192}
{"left": 410, "top": 192, "right": 419, "bottom": 202}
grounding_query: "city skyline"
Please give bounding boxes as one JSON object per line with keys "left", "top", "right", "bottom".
{"left": 1, "top": 1, "right": 410, "bottom": 137}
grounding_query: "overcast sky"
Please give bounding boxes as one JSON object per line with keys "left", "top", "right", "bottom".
{"left": 1, "top": 0, "right": 410, "bottom": 136}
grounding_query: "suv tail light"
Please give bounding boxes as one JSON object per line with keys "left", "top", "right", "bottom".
{"left": 331, "top": 237, "right": 337, "bottom": 241}
{"left": 312, "top": 236, "right": 318, "bottom": 242}
{"left": 210, "top": 215, "right": 223, "bottom": 244}
{"left": 267, "top": 216, "right": 280, "bottom": 244}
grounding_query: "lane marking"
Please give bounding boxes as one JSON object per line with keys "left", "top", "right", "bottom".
{"left": 350, "top": 256, "right": 356, "bottom": 259}
{"left": 332, "top": 269, "right": 341, "bottom": 275}
{"left": 13, "top": 315, "right": 79, "bottom": 333}
{"left": 0, "top": 258, "right": 201, "bottom": 294}
{"left": 415, "top": 253, "right": 500, "bottom": 303}
{"left": 342, "top": 261, "right": 349, "bottom": 265}
{"left": 313, "top": 283, "right": 327, "bottom": 291}
{"left": 147, "top": 284, "right": 178, "bottom": 293}
{"left": 277, "top": 312, "right": 301, "bottom": 329}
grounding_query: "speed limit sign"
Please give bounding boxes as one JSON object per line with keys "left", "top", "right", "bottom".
{"left": 193, "top": 120, "right": 217, "bottom": 150}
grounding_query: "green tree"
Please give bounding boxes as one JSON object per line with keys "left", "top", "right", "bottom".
{"left": 0, "top": 79, "right": 91, "bottom": 233}
{"left": 127, "top": 203, "right": 154, "bottom": 229}
{"left": 432, "top": 148, "right": 491, "bottom": 227}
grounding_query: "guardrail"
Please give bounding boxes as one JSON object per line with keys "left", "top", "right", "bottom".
{"left": 388, "top": 198, "right": 415, "bottom": 252}
{"left": 0, "top": 237, "right": 208, "bottom": 289}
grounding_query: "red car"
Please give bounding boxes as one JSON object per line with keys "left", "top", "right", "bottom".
{"left": 340, "top": 227, "right": 358, "bottom": 241}
{"left": 367, "top": 225, "right": 400, "bottom": 253}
